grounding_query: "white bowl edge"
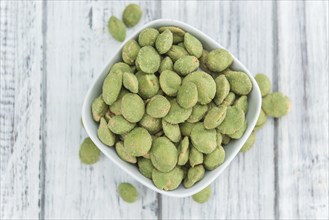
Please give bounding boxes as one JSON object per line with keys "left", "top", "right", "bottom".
{"left": 82, "top": 19, "right": 262, "bottom": 198}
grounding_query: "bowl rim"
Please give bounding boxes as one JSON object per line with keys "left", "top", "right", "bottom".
{"left": 82, "top": 18, "right": 262, "bottom": 197}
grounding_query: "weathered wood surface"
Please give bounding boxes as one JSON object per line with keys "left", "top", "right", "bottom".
{"left": 0, "top": 1, "right": 328, "bottom": 219}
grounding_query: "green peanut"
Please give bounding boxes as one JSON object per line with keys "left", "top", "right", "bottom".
{"left": 262, "top": 92, "right": 291, "bottom": 118}
{"left": 122, "top": 4, "right": 142, "bottom": 27}
{"left": 177, "top": 82, "right": 198, "bottom": 109}
{"left": 164, "top": 99, "right": 192, "bottom": 124}
{"left": 204, "top": 146, "right": 225, "bottom": 170}
{"left": 138, "top": 28, "right": 159, "bottom": 47}
{"left": 255, "top": 73, "right": 271, "bottom": 97}
{"left": 162, "top": 119, "right": 181, "bottom": 143}
{"left": 79, "top": 137, "right": 100, "bottom": 165}
{"left": 155, "top": 29, "right": 173, "bottom": 54}
{"left": 124, "top": 127, "right": 152, "bottom": 157}
{"left": 184, "top": 33, "right": 203, "bottom": 58}
{"left": 138, "top": 158, "right": 154, "bottom": 179}
{"left": 150, "top": 137, "right": 178, "bottom": 173}
{"left": 152, "top": 166, "right": 184, "bottom": 191}
{"left": 190, "top": 122, "right": 217, "bottom": 154}
{"left": 98, "top": 117, "right": 116, "bottom": 147}
{"left": 146, "top": 95, "right": 171, "bottom": 118}
{"left": 206, "top": 48, "right": 233, "bottom": 72}
{"left": 136, "top": 46, "right": 160, "bottom": 74}
{"left": 192, "top": 186, "right": 212, "bottom": 203}
{"left": 92, "top": 96, "right": 108, "bottom": 122}
{"left": 118, "top": 183, "right": 138, "bottom": 203}
{"left": 115, "top": 141, "right": 137, "bottom": 164}
{"left": 108, "top": 16, "right": 126, "bottom": 42}
{"left": 174, "top": 55, "right": 199, "bottom": 76}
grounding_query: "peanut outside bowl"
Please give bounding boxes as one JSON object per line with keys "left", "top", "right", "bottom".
{"left": 82, "top": 19, "right": 262, "bottom": 197}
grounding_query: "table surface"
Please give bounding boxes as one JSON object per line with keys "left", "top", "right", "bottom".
{"left": 1, "top": 1, "right": 328, "bottom": 219}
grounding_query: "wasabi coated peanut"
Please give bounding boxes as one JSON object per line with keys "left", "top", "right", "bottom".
{"left": 122, "top": 40, "right": 140, "bottom": 65}
{"left": 123, "top": 72, "right": 139, "bottom": 93}
{"left": 136, "top": 71, "right": 159, "bottom": 98}
{"left": 155, "top": 29, "right": 173, "bottom": 54}
{"left": 255, "top": 73, "right": 271, "bottom": 97}
{"left": 111, "top": 62, "right": 133, "bottom": 73}
{"left": 79, "top": 137, "right": 101, "bottom": 165}
{"left": 109, "top": 89, "right": 129, "bottom": 116}
{"left": 182, "top": 71, "right": 216, "bottom": 105}
{"left": 150, "top": 137, "right": 178, "bottom": 172}
{"left": 225, "top": 70, "right": 252, "bottom": 95}
{"left": 199, "top": 50, "right": 209, "bottom": 72}
{"left": 102, "top": 70, "right": 123, "bottom": 105}
{"left": 138, "top": 158, "right": 154, "bottom": 179}
{"left": 174, "top": 55, "right": 199, "bottom": 76}
{"left": 187, "top": 104, "right": 208, "bottom": 123}
{"left": 135, "top": 46, "right": 160, "bottom": 74}
{"left": 221, "top": 134, "right": 231, "bottom": 145}
{"left": 121, "top": 93, "right": 145, "bottom": 123}
{"left": 262, "top": 92, "right": 291, "bottom": 118}
{"left": 203, "top": 105, "right": 227, "bottom": 129}
{"left": 184, "top": 33, "right": 203, "bottom": 58}
{"left": 189, "top": 146, "right": 204, "bottom": 167}
{"left": 184, "top": 165, "right": 205, "bottom": 188}
{"left": 108, "top": 115, "right": 135, "bottom": 135}
{"left": 177, "top": 137, "right": 190, "bottom": 166}
{"left": 118, "top": 183, "right": 138, "bottom": 203}
{"left": 122, "top": 4, "right": 142, "bottom": 27}
{"left": 240, "top": 131, "right": 256, "bottom": 152}
{"left": 92, "top": 96, "right": 108, "bottom": 122}
{"left": 164, "top": 99, "right": 192, "bottom": 124}
{"left": 108, "top": 16, "right": 126, "bottom": 42}
{"left": 218, "top": 106, "right": 245, "bottom": 135}
{"left": 204, "top": 146, "right": 225, "bottom": 170}
{"left": 216, "top": 131, "right": 222, "bottom": 146}
{"left": 98, "top": 118, "right": 116, "bottom": 146}
{"left": 234, "top": 96, "right": 248, "bottom": 114}
{"left": 166, "top": 45, "right": 189, "bottom": 62}
{"left": 162, "top": 120, "right": 181, "bottom": 143}
{"left": 159, "top": 26, "right": 186, "bottom": 44}
{"left": 152, "top": 166, "right": 184, "bottom": 191}
{"left": 180, "top": 121, "right": 196, "bottom": 136}
{"left": 146, "top": 95, "right": 171, "bottom": 118}
{"left": 222, "top": 92, "right": 236, "bottom": 106}
{"left": 177, "top": 82, "right": 198, "bottom": 109}
{"left": 124, "top": 127, "right": 152, "bottom": 156}
{"left": 214, "top": 75, "right": 230, "bottom": 105}
{"left": 206, "top": 48, "right": 233, "bottom": 72}
{"left": 159, "top": 57, "right": 174, "bottom": 73}
{"left": 139, "top": 114, "right": 162, "bottom": 134}
{"left": 115, "top": 141, "right": 137, "bottom": 164}
{"left": 159, "top": 70, "right": 182, "bottom": 96}
{"left": 190, "top": 123, "right": 217, "bottom": 154}
{"left": 228, "top": 121, "right": 247, "bottom": 139}
{"left": 192, "top": 186, "right": 212, "bottom": 203}
{"left": 138, "top": 28, "right": 159, "bottom": 47}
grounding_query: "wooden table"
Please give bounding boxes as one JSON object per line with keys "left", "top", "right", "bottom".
{"left": 1, "top": 1, "right": 328, "bottom": 219}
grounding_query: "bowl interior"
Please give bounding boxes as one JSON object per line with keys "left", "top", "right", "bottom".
{"left": 82, "top": 19, "right": 262, "bottom": 197}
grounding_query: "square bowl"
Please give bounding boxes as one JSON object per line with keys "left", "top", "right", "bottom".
{"left": 82, "top": 19, "right": 262, "bottom": 197}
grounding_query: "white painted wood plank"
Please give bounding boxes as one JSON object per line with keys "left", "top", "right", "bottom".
{"left": 0, "top": 1, "right": 44, "bottom": 219}
{"left": 160, "top": 1, "right": 276, "bottom": 219}
{"left": 43, "top": 1, "right": 160, "bottom": 219}
{"left": 276, "top": 1, "right": 329, "bottom": 219}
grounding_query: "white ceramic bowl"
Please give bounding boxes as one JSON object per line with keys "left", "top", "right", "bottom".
{"left": 82, "top": 19, "right": 262, "bottom": 197}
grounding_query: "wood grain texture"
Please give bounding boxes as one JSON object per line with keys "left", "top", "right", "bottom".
{"left": 0, "top": 0, "right": 328, "bottom": 220}
{"left": 160, "top": 1, "right": 277, "bottom": 219}
{"left": 0, "top": 1, "right": 44, "bottom": 219}
{"left": 42, "top": 1, "right": 160, "bottom": 219}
